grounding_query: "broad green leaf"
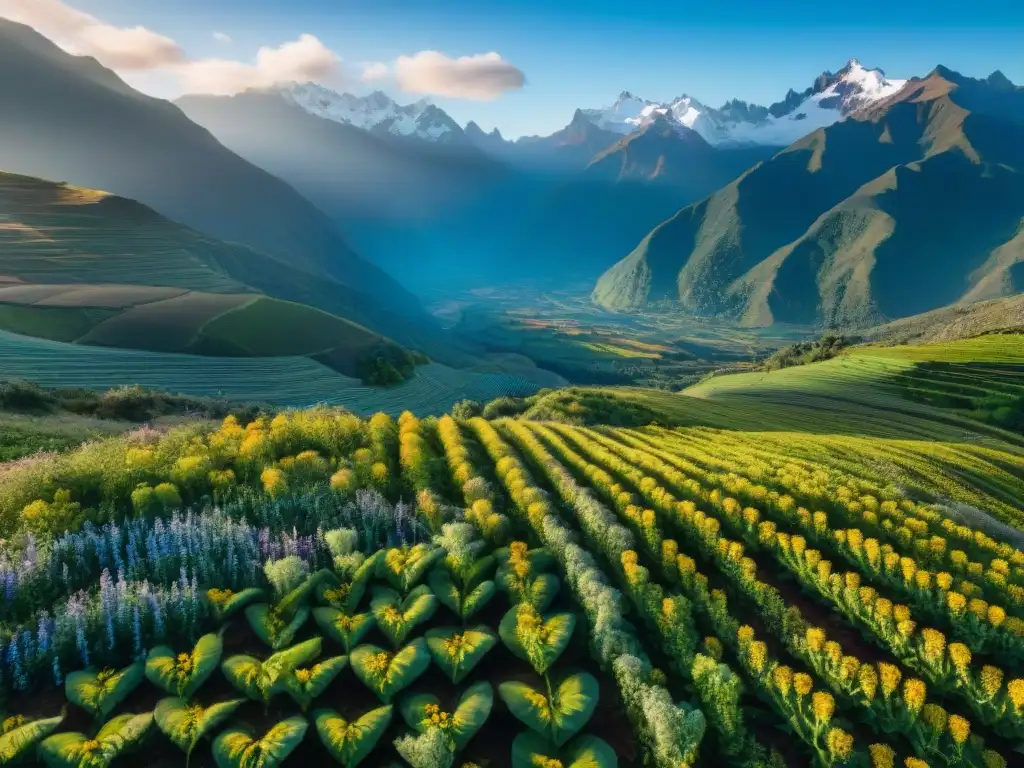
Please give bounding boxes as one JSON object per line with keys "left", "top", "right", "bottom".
{"left": 277, "top": 569, "right": 334, "bottom": 618}
{"left": 245, "top": 603, "right": 311, "bottom": 650}
{"left": 222, "top": 638, "right": 322, "bottom": 705}
{"left": 283, "top": 656, "right": 348, "bottom": 711}
{"left": 382, "top": 545, "right": 443, "bottom": 592}
{"left": 512, "top": 732, "right": 618, "bottom": 768}
{"left": 312, "top": 607, "right": 375, "bottom": 653}
{"left": 65, "top": 661, "right": 145, "bottom": 721}
{"left": 212, "top": 716, "right": 307, "bottom": 768}
{"left": 206, "top": 587, "right": 265, "bottom": 621}
{"left": 499, "top": 604, "right": 575, "bottom": 676}
{"left": 155, "top": 697, "right": 243, "bottom": 758}
{"left": 317, "top": 579, "right": 367, "bottom": 615}
{"left": 371, "top": 585, "right": 438, "bottom": 648}
{"left": 494, "top": 545, "right": 555, "bottom": 572}
{"left": 424, "top": 626, "right": 497, "bottom": 684}
{"left": 350, "top": 639, "right": 431, "bottom": 703}
{"left": 40, "top": 713, "right": 153, "bottom": 768}
{"left": 429, "top": 570, "right": 495, "bottom": 621}
{"left": 146, "top": 633, "right": 223, "bottom": 698}
{"left": 465, "top": 553, "right": 496, "bottom": 591}
{"left": 400, "top": 681, "right": 493, "bottom": 752}
{"left": 313, "top": 706, "right": 392, "bottom": 767}
{"left": 497, "top": 569, "right": 559, "bottom": 611}
{"left": 499, "top": 673, "right": 599, "bottom": 746}
{"left": 0, "top": 715, "right": 63, "bottom": 763}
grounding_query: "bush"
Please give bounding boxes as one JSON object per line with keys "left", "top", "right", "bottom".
{"left": 482, "top": 396, "right": 528, "bottom": 419}
{"left": 762, "top": 335, "right": 849, "bottom": 371}
{"left": 356, "top": 344, "right": 426, "bottom": 387}
{"left": 0, "top": 380, "right": 56, "bottom": 412}
{"left": 450, "top": 400, "right": 482, "bottom": 420}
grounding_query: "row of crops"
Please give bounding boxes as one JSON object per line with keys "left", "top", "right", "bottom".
{"left": 1, "top": 407, "right": 1023, "bottom": 765}
{"left": 0, "top": 331, "right": 538, "bottom": 414}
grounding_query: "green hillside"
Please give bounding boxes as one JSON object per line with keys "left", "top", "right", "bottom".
{"left": 593, "top": 68, "right": 1024, "bottom": 326}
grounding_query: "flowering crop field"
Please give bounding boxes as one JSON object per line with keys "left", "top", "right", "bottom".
{"left": 1, "top": 406, "right": 1023, "bottom": 767}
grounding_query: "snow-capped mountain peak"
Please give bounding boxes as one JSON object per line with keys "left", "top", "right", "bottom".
{"left": 573, "top": 59, "right": 907, "bottom": 148}
{"left": 277, "top": 83, "right": 464, "bottom": 142}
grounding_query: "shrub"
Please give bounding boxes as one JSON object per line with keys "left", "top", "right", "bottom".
{"left": 482, "top": 396, "right": 528, "bottom": 419}
{"left": 451, "top": 400, "right": 482, "bottom": 420}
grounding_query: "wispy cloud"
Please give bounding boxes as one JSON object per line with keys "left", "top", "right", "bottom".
{"left": 395, "top": 51, "right": 525, "bottom": 101}
{"left": 0, "top": 0, "right": 525, "bottom": 101}
{"left": 361, "top": 61, "right": 390, "bottom": 82}
{"left": 0, "top": 0, "right": 183, "bottom": 69}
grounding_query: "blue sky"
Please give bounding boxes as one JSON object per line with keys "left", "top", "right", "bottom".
{"left": 29, "top": 0, "right": 1024, "bottom": 137}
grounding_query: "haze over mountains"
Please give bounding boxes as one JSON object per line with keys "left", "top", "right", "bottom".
{"left": 1, "top": 11, "right": 1021, "bottom": 341}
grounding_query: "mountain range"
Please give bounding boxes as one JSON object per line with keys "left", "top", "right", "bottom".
{"left": 1, "top": 10, "right": 1021, "bottom": 347}
{"left": 593, "top": 66, "right": 1024, "bottom": 327}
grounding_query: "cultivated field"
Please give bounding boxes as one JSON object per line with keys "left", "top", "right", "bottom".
{"left": 0, "top": 405, "right": 1022, "bottom": 766}
{"left": 0, "top": 330, "right": 537, "bottom": 415}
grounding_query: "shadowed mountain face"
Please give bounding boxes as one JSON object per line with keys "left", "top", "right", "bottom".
{"left": 0, "top": 19, "right": 421, "bottom": 317}
{"left": 593, "top": 67, "right": 1024, "bottom": 328}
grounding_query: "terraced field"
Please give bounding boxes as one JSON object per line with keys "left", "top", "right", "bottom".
{"left": 0, "top": 330, "right": 537, "bottom": 415}
{"left": 1, "top": 406, "right": 1022, "bottom": 766}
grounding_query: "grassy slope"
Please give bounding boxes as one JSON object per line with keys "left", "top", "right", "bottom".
{"left": 0, "top": 411, "right": 130, "bottom": 462}
{"left": 594, "top": 69, "right": 1024, "bottom": 326}
{"left": 0, "top": 330, "right": 537, "bottom": 416}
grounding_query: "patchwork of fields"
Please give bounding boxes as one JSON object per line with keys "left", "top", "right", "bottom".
{"left": 0, "top": 330, "right": 538, "bottom": 415}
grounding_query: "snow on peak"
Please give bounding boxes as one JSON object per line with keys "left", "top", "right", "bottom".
{"left": 278, "top": 82, "right": 463, "bottom": 142}
{"left": 574, "top": 59, "right": 907, "bottom": 148}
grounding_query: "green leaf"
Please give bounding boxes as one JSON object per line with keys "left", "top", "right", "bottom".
{"left": 429, "top": 570, "right": 495, "bottom": 621}
{"left": 382, "top": 545, "right": 443, "bottom": 592}
{"left": 512, "top": 732, "right": 618, "bottom": 768}
{"left": 400, "top": 681, "right": 493, "bottom": 752}
{"left": 424, "top": 626, "right": 497, "bottom": 684}
{"left": 146, "top": 633, "right": 223, "bottom": 698}
{"left": 277, "top": 569, "right": 334, "bottom": 619}
{"left": 207, "top": 587, "right": 265, "bottom": 621}
{"left": 499, "top": 673, "right": 599, "bottom": 746}
{"left": 65, "top": 661, "right": 145, "bottom": 721}
{"left": 283, "top": 656, "right": 348, "bottom": 711}
{"left": 350, "top": 639, "right": 431, "bottom": 703}
{"left": 40, "top": 713, "right": 153, "bottom": 768}
{"left": 212, "top": 716, "right": 308, "bottom": 768}
{"left": 222, "top": 638, "right": 322, "bottom": 705}
{"left": 312, "top": 607, "right": 375, "bottom": 654}
{"left": 499, "top": 604, "right": 576, "bottom": 676}
{"left": 465, "top": 554, "right": 496, "bottom": 591}
{"left": 313, "top": 706, "right": 392, "bottom": 767}
{"left": 316, "top": 579, "right": 367, "bottom": 615}
{"left": 370, "top": 585, "right": 438, "bottom": 648}
{"left": 155, "top": 697, "right": 244, "bottom": 757}
{"left": 0, "top": 715, "right": 63, "bottom": 763}
{"left": 245, "top": 603, "right": 311, "bottom": 650}
{"left": 497, "top": 569, "right": 559, "bottom": 611}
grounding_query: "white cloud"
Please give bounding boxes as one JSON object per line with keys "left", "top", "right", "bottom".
{"left": 394, "top": 51, "right": 525, "bottom": 101}
{"left": 179, "top": 34, "right": 342, "bottom": 95}
{"left": 0, "top": 0, "right": 526, "bottom": 102}
{"left": 361, "top": 61, "right": 390, "bottom": 82}
{"left": 0, "top": 0, "right": 184, "bottom": 69}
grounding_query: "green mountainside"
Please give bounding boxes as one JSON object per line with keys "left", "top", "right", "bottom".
{"left": 593, "top": 67, "right": 1024, "bottom": 326}
{"left": 0, "top": 19, "right": 424, "bottom": 323}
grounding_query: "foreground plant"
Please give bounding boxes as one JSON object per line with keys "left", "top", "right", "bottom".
{"left": 283, "top": 655, "right": 349, "bottom": 711}
{"left": 370, "top": 585, "right": 438, "bottom": 647}
{"left": 351, "top": 639, "right": 431, "bottom": 703}
{"left": 155, "top": 698, "right": 244, "bottom": 768}
{"left": 222, "top": 637, "right": 322, "bottom": 709}
{"left": 314, "top": 705, "right": 393, "bottom": 768}
{"left": 383, "top": 544, "right": 444, "bottom": 593}
{"left": 511, "top": 731, "right": 618, "bottom": 768}
{"left": 312, "top": 606, "right": 376, "bottom": 653}
{"left": 246, "top": 562, "right": 333, "bottom": 650}
{"left": 65, "top": 662, "right": 145, "bottom": 722}
{"left": 400, "top": 681, "right": 494, "bottom": 753}
{"left": 213, "top": 716, "right": 308, "bottom": 768}
{"left": 0, "top": 714, "right": 63, "bottom": 764}
{"left": 500, "top": 604, "right": 576, "bottom": 676}
{"left": 146, "top": 633, "right": 223, "bottom": 699}
{"left": 425, "top": 627, "right": 498, "bottom": 684}
{"left": 206, "top": 587, "right": 265, "bottom": 622}
{"left": 500, "top": 673, "right": 599, "bottom": 747}
{"left": 430, "top": 523, "right": 498, "bottom": 622}
{"left": 39, "top": 712, "right": 152, "bottom": 768}
{"left": 496, "top": 542, "right": 559, "bottom": 610}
